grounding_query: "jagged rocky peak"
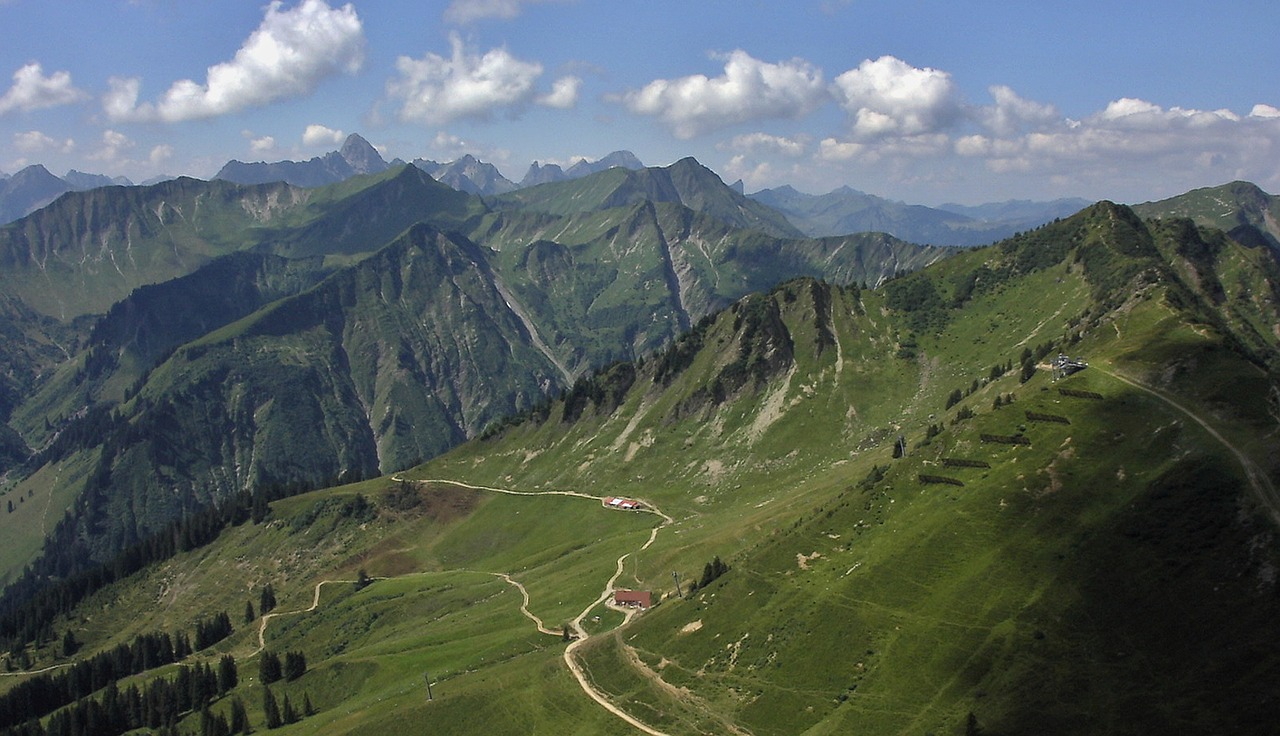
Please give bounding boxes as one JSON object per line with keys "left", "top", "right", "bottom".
{"left": 339, "top": 134, "right": 387, "bottom": 174}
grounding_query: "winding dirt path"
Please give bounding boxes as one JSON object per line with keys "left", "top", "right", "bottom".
{"left": 249, "top": 578, "right": 361, "bottom": 658}
{"left": 492, "top": 573, "right": 559, "bottom": 636}
{"left": 415, "top": 477, "right": 675, "bottom": 735}
{"left": 1100, "top": 367, "right": 1280, "bottom": 526}
{"left": 9, "top": 477, "right": 679, "bottom": 733}
{"left": 0, "top": 662, "right": 71, "bottom": 677}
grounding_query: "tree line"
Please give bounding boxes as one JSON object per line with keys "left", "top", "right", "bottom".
{"left": 0, "top": 616, "right": 235, "bottom": 730}
{"left": 1, "top": 655, "right": 243, "bottom": 736}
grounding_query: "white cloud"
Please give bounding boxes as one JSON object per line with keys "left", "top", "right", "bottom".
{"left": 940, "top": 95, "right": 1280, "bottom": 198}
{"left": 817, "top": 138, "right": 865, "bottom": 162}
{"left": 831, "top": 56, "right": 962, "bottom": 139}
{"left": 1251, "top": 104, "right": 1280, "bottom": 119}
{"left": 0, "top": 62, "right": 86, "bottom": 115}
{"left": 105, "top": 0, "right": 364, "bottom": 123}
{"left": 1098, "top": 97, "right": 1163, "bottom": 121}
{"left": 388, "top": 33, "right": 546, "bottom": 124}
{"left": 250, "top": 136, "right": 277, "bottom": 153}
{"left": 621, "top": 50, "right": 827, "bottom": 139}
{"left": 149, "top": 144, "right": 174, "bottom": 167}
{"left": 981, "top": 85, "right": 1058, "bottom": 136}
{"left": 302, "top": 124, "right": 344, "bottom": 146}
{"left": 721, "top": 132, "right": 809, "bottom": 157}
{"left": 537, "top": 75, "right": 581, "bottom": 109}
{"left": 13, "top": 130, "right": 75, "bottom": 154}
{"left": 88, "top": 130, "right": 135, "bottom": 162}
{"left": 443, "top": 0, "right": 571, "bottom": 24}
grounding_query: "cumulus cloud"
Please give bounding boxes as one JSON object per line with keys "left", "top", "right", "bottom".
{"left": 621, "top": 50, "right": 827, "bottom": 138}
{"left": 817, "top": 138, "right": 865, "bottom": 162}
{"left": 721, "top": 132, "right": 809, "bottom": 157}
{"left": 0, "top": 62, "right": 87, "bottom": 115}
{"left": 940, "top": 94, "right": 1280, "bottom": 198}
{"left": 388, "top": 33, "right": 557, "bottom": 124}
{"left": 302, "top": 123, "right": 344, "bottom": 146}
{"left": 105, "top": 0, "right": 364, "bottom": 123}
{"left": 13, "top": 130, "right": 75, "bottom": 154}
{"left": 443, "top": 0, "right": 571, "bottom": 24}
{"left": 250, "top": 136, "right": 277, "bottom": 153}
{"left": 831, "top": 56, "right": 962, "bottom": 139}
{"left": 980, "top": 85, "right": 1059, "bottom": 137}
{"left": 88, "top": 130, "right": 135, "bottom": 162}
{"left": 149, "top": 144, "right": 174, "bottom": 167}
{"left": 537, "top": 75, "right": 581, "bottom": 109}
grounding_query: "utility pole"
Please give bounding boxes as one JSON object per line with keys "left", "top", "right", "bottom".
{"left": 424, "top": 671, "right": 434, "bottom": 701}
{"left": 672, "top": 571, "right": 683, "bottom": 599}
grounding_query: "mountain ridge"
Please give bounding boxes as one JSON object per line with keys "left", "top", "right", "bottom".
{"left": 2, "top": 195, "right": 1275, "bottom": 733}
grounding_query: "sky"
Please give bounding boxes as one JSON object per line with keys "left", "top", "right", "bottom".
{"left": 1, "top": 0, "right": 1278, "bottom": 206}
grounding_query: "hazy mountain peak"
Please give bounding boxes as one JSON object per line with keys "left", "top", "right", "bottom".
{"left": 63, "top": 170, "right": 133, "bottom": 191}
{"left": 339, "top": 133, "right": 387, "bottom": 175}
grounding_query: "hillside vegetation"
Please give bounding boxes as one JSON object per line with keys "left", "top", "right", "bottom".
{"left": 2, "top": 201, "right": 1277, "bottom": 734}
{"left": 0, "top": 159, "right": 943, "bottom": 589}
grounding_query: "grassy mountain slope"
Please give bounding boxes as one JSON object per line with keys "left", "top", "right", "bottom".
{"left": 0, "top": 166, "right": 478, "bottom": 321}
{"left": 1133, "top": 180, "right": 1280, "bottom": 252}
{"left": 8, "top": 251, "right": 334, "bottom": 445}
{"left": 494, "top": 158, "right": 804, "bottom": 239}
{"left": 0, "top": 160, "right": 946, "bottom": 589}
{"left": 425, "top": 204, "right": 1280, "bottom": 734}
{"left": 3, "top": 204, "right": 1277, "bottom": 734}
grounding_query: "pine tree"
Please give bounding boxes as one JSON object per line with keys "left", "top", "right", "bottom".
{"left": 303, "top": 692, "right": 315, "bottom": 717}
{"left": 217, "top": 654, "right": 238, "bottom": 694}
{"left": 229, "top": 697, "right": 250, "bottom": 735}
{"left": 284, "top": 650, "right": 307, "bottom": 682}
{"left": 282, "top": 694, "right": 298, "bottom": 725}
{"left": 251, "top": 488, "right": 268, "bottom": 524}
{"left": 260, "top": 650, "right": 282, "bottom": 684}
{"left": 262, "top": 686, "right": 282, "bottom": 730}
{"left": 260, "top": 584, "right": 276, "bottom": 615}
{"left": 244, "top": 600, "right": 256, "bottom": 624}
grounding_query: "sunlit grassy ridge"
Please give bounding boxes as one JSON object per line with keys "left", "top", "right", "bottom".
{"left": 3, "top": 203, "right": 1279, "bottom": 734}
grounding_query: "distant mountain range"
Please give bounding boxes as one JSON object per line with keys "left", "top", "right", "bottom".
{"left": 519, "top": 150, "right": 646, "bottom": 188}
{"left": 213, "top": 133, "right": 391, "bottom": 187}
{"left": 12, "top": 134, "right": 1280, "bottom": 254}
{"left": 0, "top": 165, "right": 138, "bottom": 224}
{"left": 750, "top": 184, "right": 1091, "bottom": 246}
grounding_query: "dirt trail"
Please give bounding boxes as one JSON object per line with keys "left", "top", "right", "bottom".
{"left": 1101, "top": 367, "right": 1280, "bottom": 526}
{"left": 250, "top": 578, "right": 358, "bottom": 657}
{"left": 492, "top": 573, "right": 559, "bottom": 636}
{"left": 10, "top": 477, "right": 680, "bottom": 734}
{"left": 406, "top": 477, "right": 677, "bottom": 734}
{"left": 0, "top": 662, "right": 71, "bottom": 677}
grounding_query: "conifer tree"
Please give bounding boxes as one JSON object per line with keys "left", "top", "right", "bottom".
{"left": 282, "top": 694, "right": 298, "bottom": 725}
{"left": 244, "top": 600, "right": 256, "bottom": 624}
{"left": 260, "top": 650, "right": 282, "bottom": 684}
{"left": 229, "top": 696, "right": 250, "bottom": 734}
{"left": 284, "top": 650, "right": 307, "bottom": 681}
{"left": 217, "top": 654, "right": 238, "bottom": 694}
{"left": 262, "top": 686, "right": 281, "bottom": 730}
{"left": 260, "top": 584, "right": 276, "bottom": 615}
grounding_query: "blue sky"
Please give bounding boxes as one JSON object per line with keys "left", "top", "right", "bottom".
{"left": 1, "top": 0, "right": 1277, "bottom": 205}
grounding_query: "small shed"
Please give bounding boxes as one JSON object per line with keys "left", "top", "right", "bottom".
{"left": 613, "top": 590, "right": 653, "bottom": 610}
